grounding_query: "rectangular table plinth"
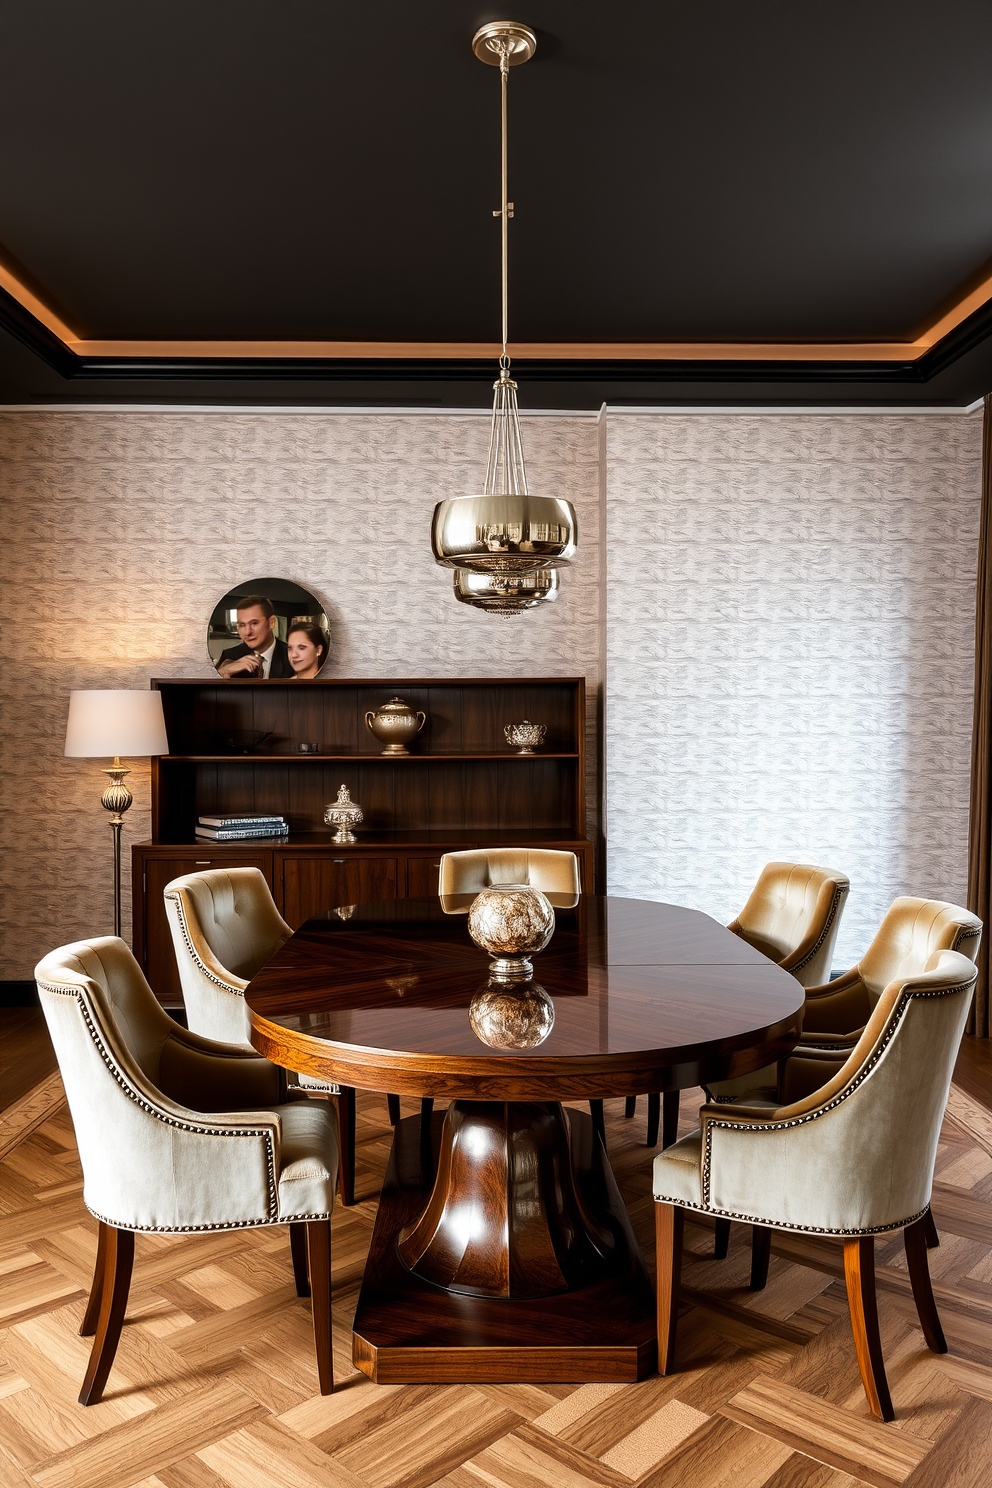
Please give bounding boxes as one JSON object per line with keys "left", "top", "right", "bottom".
{"left": 352, "top": 1109, "right": 658, "bottom": 1383}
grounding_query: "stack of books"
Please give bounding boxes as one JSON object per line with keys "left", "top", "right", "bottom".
{"left": 195, "top": 814, "right": 289, "bottom": 841}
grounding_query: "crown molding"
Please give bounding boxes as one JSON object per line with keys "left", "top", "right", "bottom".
{"left": 2, "top": 250, "right": 991, "bottom": 366}
{"left": 2, "top": 283, "right": 991, "bottom": 392}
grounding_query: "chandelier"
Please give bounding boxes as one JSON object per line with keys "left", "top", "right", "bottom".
{"left": 431, "top": 21, "right": 577, "bottom": 614}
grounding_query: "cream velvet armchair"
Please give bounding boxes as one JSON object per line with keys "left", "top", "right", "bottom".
{"left": 790, "top": 895, "right": 981, "bottom": 1066}
{"left": 653, "top": 947, "right": 977, "bottom": 1421}
{"left": 630, "top": 862, "right": 850, "bottom": 1148}
{"left": 438, "top": 847, "right": 581, "bottom": 896}
{"left": 35, "top": 936, "right": 337, "bottom": 1404}
{"left": 163, "top": 867, "right": 358, "bottom": 1204}
{"left": 163, "top": 866, "right": 293, "bottom": 1046}
{"left": 728, "top": 861, "right": 850, "bottom": 988}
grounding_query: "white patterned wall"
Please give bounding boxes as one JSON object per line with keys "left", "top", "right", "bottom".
{"left": 0, "top": 411, "right": 601, "bottom": 978}
{"left": 605, "top": 413, "right": 983, "bottom": 969}
{"left": 2, "top": 407, "right": 982, "bottom": 980}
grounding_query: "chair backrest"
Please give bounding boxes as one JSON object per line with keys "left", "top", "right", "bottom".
{"left": 36, "top": 935, "right": 174, "bottom": 1087}
{"left": 34, "top": 937, "right": 182, "bottom": 1221}
{"left": 34, "top": 937, "right": 283, "bottom": 1233}
{"left": 439, "top": 848, "right": 581, "bottom": 897}
{"left": 749, "top": 949, "right": 978, "bottom": 1232}
{"left": 730, "top": 862, "right": 850, "bottom": 987}
{"left": 857, "top": 896, "right": 982, "bottom": 1007}
{"left": 164, "top": 867, "right": 291, "bottom": 1043}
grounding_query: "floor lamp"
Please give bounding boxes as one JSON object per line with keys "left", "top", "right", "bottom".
{"left": 64, "top": 690, "right": 170, "bottom": 937}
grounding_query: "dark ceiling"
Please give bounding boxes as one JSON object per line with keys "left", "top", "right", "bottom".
{"left": 2, "top": 0, "right": 991, "bottom": 406}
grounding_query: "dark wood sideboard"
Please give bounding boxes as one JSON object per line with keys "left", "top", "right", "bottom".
{"left": 132, "top": 677, "right": 594, "bottom": 1001}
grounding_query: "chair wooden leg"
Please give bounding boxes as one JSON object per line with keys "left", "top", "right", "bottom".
{"left": 713, "top": 1217, "right": 731, "bottom": 1259}
{"left": 625, "top": 1096, "right": 637, "bottom": 1118}
{"left": 843, "top": 1236, "right": 894, "bottom": 1421}
{"left": 646, "top": 1093, "right": 660, "bottom": 1146}
{"left": 289, "top": 1222, "right": 311, "bottom": 1297}
{"left": 924, "top": 1206, "right": 940, "bottom": 1249}
{"left": 662, "top": 1090, "right": 680, "bottom": 1149}
{"left": 750, "top": 1224, "right": 771, "bottom": 1289}
{"left": 387, "top": 1094, "right": 401, "bottom": 1125}
{"left": 589, "top": 1099, "right": 607, "bottom": 1149}
{"left": 79, "top": 1221, "right": 110, "bottom": 1336}
{"left": 78, "top": 1225, "right": 134, "bottom": 1406}
{"left": 336, "top": 1086, "right": 356, "bottom": 1208}
{"left": 420, "top": 1097, "right": 434, "bottom": 1124}
{"left": 655, "top": 1202, "right": 684, "bottom": 1374}
{"left": 904, "top": 1215, "right": 947, "bottom": 1353}
{"left": 306, "top": 1219, "right": 334, "bottom": 1395}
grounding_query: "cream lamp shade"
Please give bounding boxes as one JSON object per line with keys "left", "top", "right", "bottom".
{"left": 64, "top": 690, "right": 169, "bottom": 758}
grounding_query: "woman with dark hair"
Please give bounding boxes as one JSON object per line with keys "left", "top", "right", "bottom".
{"left": 287, "top": 623, "right": 327, "bottom": 679}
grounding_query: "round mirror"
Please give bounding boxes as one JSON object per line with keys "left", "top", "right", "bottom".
{"left": 207, "top": 577, "right": 330, "bottom": 679}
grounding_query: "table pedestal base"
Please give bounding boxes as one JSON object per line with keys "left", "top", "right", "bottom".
{"left": 397, "top": 1100, "right": 614, "bottom": 1298}
{"left": 352, "top": 1109, "right": 657, "bottom": 1383}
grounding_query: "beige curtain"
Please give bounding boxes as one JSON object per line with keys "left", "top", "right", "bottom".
{"left": 968, "top": 394, "right": 991, "bottom": 1037}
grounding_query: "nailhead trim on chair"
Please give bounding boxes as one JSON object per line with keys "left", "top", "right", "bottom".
{"left": 38, "top": 980, "right": 279, "bottom": 1220}
{"left": 651, "top": 1193, "right": 932, "bottom": 1238}
{"left": 85, "top": 1203, "right": 334, "bottom": 1234}
{"left": 787, "top": 883, "right": 848, "bottom": 975}
{"left": 164, "top": 893, "right": 247, "bottom": 997}
{"left": 655, "top": 976, "right": 975, "bottom": 1237}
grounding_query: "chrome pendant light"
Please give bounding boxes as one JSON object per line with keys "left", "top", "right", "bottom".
{"left": 431, "top": 22, "right": 577, "bottom": 611}
{"left": 453, "top": 566, "right": 560, "bottom": 616}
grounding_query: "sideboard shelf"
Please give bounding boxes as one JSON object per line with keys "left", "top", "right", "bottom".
{"left": 160, "top": 752, "right": 581, "bottom": 763}
{"left": 134, "top": 676, "right": 593, "bottom": 1000}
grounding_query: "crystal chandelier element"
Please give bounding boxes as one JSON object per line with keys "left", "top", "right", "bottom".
{"left": 431, "top": 21, "right": 578, "bottom": 595}
{"left": 453, "top": 565, "right": 560, "bottom": 616}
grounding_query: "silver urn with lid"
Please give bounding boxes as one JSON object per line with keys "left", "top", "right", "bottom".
{"left": 324, "top": 784, "right": 363, "bottom": 844}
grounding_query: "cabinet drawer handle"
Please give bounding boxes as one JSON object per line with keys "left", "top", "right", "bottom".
{"left": 332, "top": 859, "right": 346, "bottom": 864}
{"left": 195, "top": 860, "right": 211, "bottom": 865}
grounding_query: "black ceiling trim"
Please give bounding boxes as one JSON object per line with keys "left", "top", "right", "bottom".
{"left": 3, "top": 287, "right": 990, "bottom": 391}
{"left": 65, "top": 355, "right": 929, "bottom": 384}
{"left": 914, "top": 298, "right": 992, "bottom": 379}
{"left": 0, "top": 286, "right": 77, "bottom": 377}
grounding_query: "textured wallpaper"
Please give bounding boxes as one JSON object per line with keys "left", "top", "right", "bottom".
{"left": 1, "top": 407, "right": 981, "bottom": 980}
{"left": 605, "top": 412, "right": 983, "bottom": 969}
{"left": 0, "top": 411, "right": 601, "bottom": 977}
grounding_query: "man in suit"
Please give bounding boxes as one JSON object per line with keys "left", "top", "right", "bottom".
{"left": 216, "top": 595, "right": 293, "bottom": 677}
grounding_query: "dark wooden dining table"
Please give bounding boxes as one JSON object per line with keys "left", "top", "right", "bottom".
{"left": 246, "top": 893, "right": 804, "bottom": 1383}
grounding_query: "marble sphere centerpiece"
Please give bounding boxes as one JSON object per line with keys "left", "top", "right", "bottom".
{"left": 466, "top": 883, "right": 555, "bottom": 980}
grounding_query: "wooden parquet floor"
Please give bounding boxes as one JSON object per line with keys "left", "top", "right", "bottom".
{"left": 2, "top": 1085, "right": 992, "bottom": 1488}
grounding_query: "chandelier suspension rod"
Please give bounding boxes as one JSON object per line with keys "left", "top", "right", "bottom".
{"left": 498, "top": 40, "right": 511, "bottom": 368}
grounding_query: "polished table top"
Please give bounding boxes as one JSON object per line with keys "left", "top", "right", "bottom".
{"left": 246, "top": 895, "right": 804, "bottom": 1099}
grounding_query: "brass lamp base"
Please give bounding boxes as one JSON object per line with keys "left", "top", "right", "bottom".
{"left": 100, "top": 760, "right": 133, "bottom": 938}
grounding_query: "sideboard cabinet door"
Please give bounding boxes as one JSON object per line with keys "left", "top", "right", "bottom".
{"left": 280, "top": 855, "right": 399, "bottom": 929}
{"left": 406, "top": 856, "right": 443, "bottom": 897}
{"left": 142, "top": 854, "right": 268, "bottom": 999}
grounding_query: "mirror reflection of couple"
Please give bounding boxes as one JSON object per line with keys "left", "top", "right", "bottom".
{"left": 215, "top": 595, "right": 326, "bottom": 679}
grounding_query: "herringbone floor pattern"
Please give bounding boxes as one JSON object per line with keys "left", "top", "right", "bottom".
{"left": 2, "top": 1084, "right": 991, "bottom": 1488}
